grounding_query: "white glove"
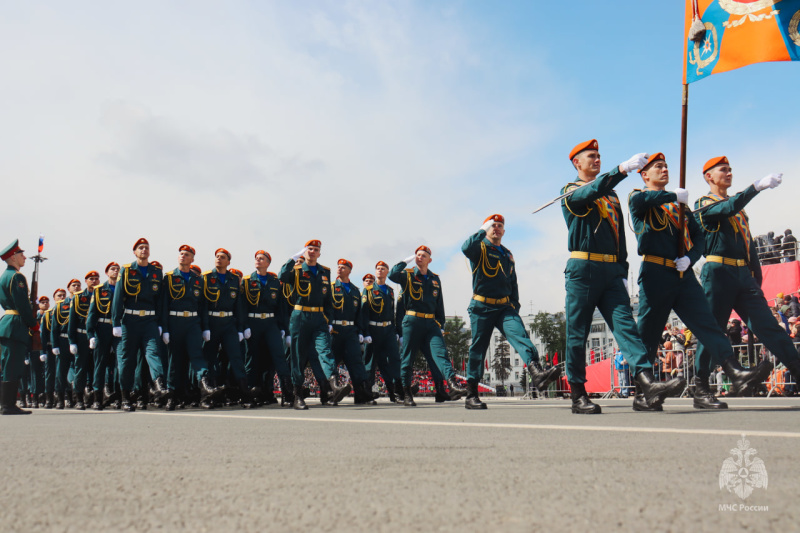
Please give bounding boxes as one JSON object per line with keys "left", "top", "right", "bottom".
{"left": 244, "top": 328, "right": 252, "bottom": 339}
{"left": 89, "top": 337, "right": 97, "bottom": 350}
{"left": 24, "top": 358, "right": 30, "bottom": 365}
{"left": 403, "top": 254, "right": 416, "bottom": 264}
{"left": 285, "top": 335, "right": 292, "bottom": 347}
{"left": 441, "top": 329, "right": 445, "bottom": 336}
{"left": 202, "top": 330, "right": 211, "bottom": 342}
{"left": 359, "top": 334, "right": 364, "bottom": 343}
{"left": 365, "top": 336, "right": 372, "bottom": 344}
{"left": 281, "top": 330, "right": 286, "bottom": 338}
{"left": 754, "top": 173, "right": 782, "bottom": 192}
{"left": 675, "top": 256, "right": 691, "bottom": 272}
{"left": 52, "top": 347, "right": 60, "bottom": 356}
{"left": 158, "top": 326, "right": 163, "bottom": 336}
{"left": 291, "top": 247, "right": 308, "bottom": 261}
{"left": 238, "top": 332, "right": 244, "bottom": 342}
{"left": 113, "top": 327, "right": 122, "bottom": 338}
{"left": 328, "top": 325, "right": 333, "bottom": 334}
{"left": 480, "top": 219, "right": 493, "bottom": 233}
{"left": 396, "top": 334, "right": 400, "bottom": 342}
{"left": 398, "top": 336, "right": 403, "bottom": 345}
{"left": 622, "top": 278, "right": 629, "bottom": 292}
{"left": 619, "top": 153, "right": 649, "bottom": 174}
{"left": 69, "top": 344, "right": 78, "bottom": 355}
{"left": 674, "top": 188, "right": 689, "bottom": 205}
{"left": 162, "top": 332, "right": 170, "bottom": 344}
{"left": 40, "top": 353, "right": 47, "bottom": 362}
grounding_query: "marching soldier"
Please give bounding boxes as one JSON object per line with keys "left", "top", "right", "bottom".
{"left": 362, "top": 263, "right": 401, "bottom": 403}
{"left": 201, "top": 248, "right": 251, "bottom": 406}
{"left": 242, "top": 250, "right": 292, "bottom": 407}
{"left": 111, "top": 238, "right": 169, "bottom": 412}
{"left": 560, "top": 140, "right": 674, "bottom": 414}
{"left": 161, "top": 245, "right": 222, "bottom": 410}
{"left": 461, "top": 214, "right": 561, "bottom": 409}
{"left": 0, "top": 239, "right": 38, "bottom": 415}
{"left": 28, "top": 296, "right": 50, "bottom": 408}
{"left": 41, "top": 288, "right": 65, "bottom": 408}
{"left": 330, "top": 258, "right": 373, "bottom": 404}
{"left": 389, "top": 246, "right": 466, "bottom": 406}
{"left": 87, "top": 262, "right": 120, "bottom": 410}
{"left": 68, "top": 270, "right": 101, "bottom": 409}
{"left": 694, "top": 157, "right": 799, "bottom": 394}
{"left": 630, "top": 153, "right": 769, "bottom": 411}
{"left": 51, "top": 279, "right": 81, "bottom": 409}
{"left": 279, "top": 240, "right": 351, "bottom": 410}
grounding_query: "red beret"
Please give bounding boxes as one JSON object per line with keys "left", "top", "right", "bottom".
{"left": 38, "top": 296, "right": 49, "bottom": 302}
{"left": 149, "top": 261, "right": 162, "bottom": 269}
{"left": 416, "top": 245, "right": 432, "bottom": 256}
{"left": 337, "top": 259, "right": 353, "bottom": 269}
{"left": 703, "top": 156, "right": 729, "bottom": 174}
{"left": 189, "top": 265, "right": 201, "bottom": 275}
{"left": 363, "top": 273, "right": 375, "bottom": 282}
{"left": 53, "top": 288, "right": 66, "bottom": 297}
{"left": 375, "top": 261, "right": 389, "bottom": 269}
{"left": 484, "top": 214, "right": 504, "bottom": 225}
{"left": 305, "top": 239, "right": 321, "bottom": 248}
{"left": 255, "top": 250, "right": 271, "bottom": 262}
{"left": 229, "top": 268, "right": 243, "bottom": 278}
{"left": 68, "top": 279, "right": 81, "bottom": 288}
{"left": 215, "top": 248, "right": 231, "bottom": 260}
{"left": 640, "top": 153, "right": 666, "bottom": 174}
{"left": 133, "top": 238, "right": 149, "bottom": 251}
{"left": 179, "top": 244, "right": 196, "bottom": 255}
{"left": 105, "top": 262, "right": 120, "bottom": 273}
{"left": 569, "top": 139, "right": 598, "bottom": 161}
{"left": 85, "top": 271, "right": 100, "bottom": 280}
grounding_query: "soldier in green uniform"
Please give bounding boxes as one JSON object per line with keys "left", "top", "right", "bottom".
{"left": 389, "top": 246, "right": 466, "bottom": 406}
{"left": 561, "top": 139, "right": 675, "bottom": 414}
{"left": 694, "top": 156, "right": 800, "bottom": 394}
{"left": 51, "top": 279, "right": 81, "bottom": 409}
{"left": 0, "top": 239, "right": 38, "bottom": 415}
{"left": 279, "top": 240, "right": 350, "bottom": 410}
{"left": 87, "top": 262, "right": 120, "bottom": 410}
{"left": 41, "top": 288, "right": 65, "bottom": 408}
{"left": 362, "top": 264, "right": 401, "bottom": 403}
{"left": 201, "top": 248, "right": 252, "bottom": 407}
{"left": 330, "top": 258, "right": 373, "bottom": 404}
{"left": 162, "top": 245, "right": 223, "bottom": 410}
{"left": 243, "top": 250, "right": 292, "bottom": 407}
{"left": 28, "top": 296, "right": 50, "bottom": 408}
{"left": 67, "top": 270, "right": 100, "bottom": 410}
{"left": 462, "top": 214, "right": 561, "bottom": 409}
{"left": 630, "top": 153, "right": 770, "bottom": 411}
{"left": 111, "top": 238, "right": 169, "bottom": 412}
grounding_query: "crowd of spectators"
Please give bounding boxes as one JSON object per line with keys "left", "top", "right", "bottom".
{"left": 757, "top": 229, "right": 797, "bottom": 264}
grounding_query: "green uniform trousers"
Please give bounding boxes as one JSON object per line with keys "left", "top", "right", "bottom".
{"left": 167, "top": 318, "right": 209, "bottom": 391}
{"left": 202, "top": 317, "right": 246, "bottom": 383}
{"left": 92, "top": 324, "right": 118, "bottom": 392}
{"left": 364, "top": 325, "right": 400, "bottom": 385}
{"left": 564, "top": 259, "right": 649, "bottom": 383}
{"left": 289, "top": 311, "right": 335, "bottom": 387}
{"left": 54, "top": 336, "right": 73, "bottom": 394}
{"left": 467, "top": 300, "right": 538, "bottom": 381}
{"left": 72, "top": 333, "right": 92, "bottom": 393}
{"left": 245, "top": 319, "right": 290, "bottom": 389}
{"left": 118, "top": 319, "right": 164, "bottom": 391}
{"left": 399, "top": 315, "right": 453, "bottom": 387}
{"left": 0, "top": 339, "right": 27, "bottom": 381}
{"left": 331, "top": 325, "right": 368, "bottom": 384}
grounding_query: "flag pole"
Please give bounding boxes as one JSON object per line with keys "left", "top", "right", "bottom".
{"left": 678, "top": 83, "right": 689, "bottom": 279}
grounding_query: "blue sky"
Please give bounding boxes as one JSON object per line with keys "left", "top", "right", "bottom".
{"left": 1, "top": 1, "right": 798, "bottom": 315}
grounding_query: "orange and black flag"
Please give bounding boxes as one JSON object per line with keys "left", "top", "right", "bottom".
{"left": 684, "top": 0, "right": 800, "bottom": 83}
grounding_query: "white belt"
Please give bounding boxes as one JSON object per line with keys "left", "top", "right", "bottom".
{"left": 333, "top": 320, "right": 356, "bottom": 326}
{"left": 209, "top": 311, "right": 233, "bottom": 317}
{"left": 369, "top": 321, "right": 392, "bottom": 327}
{"left": 248, "top": 312, "right": 275, "bottom": 319}
{"left": 170, "top": 311, "right": 198, "bottom": 317}
{"left": 98, "top": 318, "right": 111, "bottom": 324}
{"left": 124, "top": 309, "right": 155, "bottom": 317}
{"left": 60, "top": 333, "right": 69, "bottom": 338}
{"left": 77, "top": 328, "right": 86, "bottom": 334}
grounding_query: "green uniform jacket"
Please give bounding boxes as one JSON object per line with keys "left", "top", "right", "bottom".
{"left": 279, "top": 259, "right": 333, "bottom": 324}
{"left": 162, "top": 269, "right": 209, "bottom": 332}
{"left": 112, "top": 262, "right": 164, "bottom": 327}
{"left": 561, "top": 166, "right": 629, "bottom": 271}
{"left": 361, "top": 283, "right": 396, "bottom": 329}
{"left": 629, "top": 189, "right": 705, "bottom": 266}
{"left": 461, "top": 229, "right": 520, "bottom": 309}
{"left": 694, "top": 185, "right": 762, "bottom": 283}
{"left": 202, "top": 269, "right": 244, "bottom": 331}
{"left": 68, "top": 288, "right": 92, "bottom": 343}
{"left": 39, "top": 308, "right": 53, "bottom": 353}
{"left": 242, "top": 271, "right": 288, "bottom": 331}
{"left": 0, "top": 266, "right": 36, "bottom": 343}
{"left": 50, "top": 299, "right": 71, "bottom": 346}
{"left": 87, "top": 282, "right": 115, "bottom": 339}
{"left": 388, "top": 263, "right": 445, "bottom": 327}
{"left": 331, "top": 279, "right": 366, "bottom": 335}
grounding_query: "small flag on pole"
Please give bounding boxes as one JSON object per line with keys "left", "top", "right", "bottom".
{"left": 38, "top": 234, "right": 44, "bottom": 253}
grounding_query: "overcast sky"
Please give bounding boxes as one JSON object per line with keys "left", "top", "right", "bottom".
{"left": 2, "top": 1, "right": 798, "bottom": 316}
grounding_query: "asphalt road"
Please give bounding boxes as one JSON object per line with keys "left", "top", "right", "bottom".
{"left": 2, "top": 396, "right": 798, "bottom": 532}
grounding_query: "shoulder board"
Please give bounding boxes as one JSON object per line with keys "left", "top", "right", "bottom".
{"left": 230, "top": 270, "right": 242, "bottom": 278}
{"left": 318, "top": 264, "right": 330, "bottom": 271}
{"left": 124, "top": 262, "right": 134, "bottom": 269}
{"left": 698, "top": 195, "right": 716, "bottom": 207}
{"left": 151, "top": 263, "right": 163, "bottom": 270}
{"left": 202, "top": 270, "right": 213, "bottom": 276}
{"left": 404, "top": 268, "right": 414, "bottom": 273}
{"left": 561, "top": 182, "right": 581, "bottom": 194}
{"left": 267, "top": 271, "right": 277, "bottom": 278}
{"left": 364, "top": 284, "right": 374, "bottom": 290}
{"left": 429, "top": 271, "right": 437, "bottom": 277}
{"left": 165, "top": 271, "right": 173, "bottom": 278}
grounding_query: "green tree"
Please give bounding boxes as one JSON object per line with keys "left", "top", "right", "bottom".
{"left": 529, "top": 311, "right": 566, "bottom": 361}
{"left": 444, "top": 316, "right": 470, "bottom": 375}
{"left": 491, "top": 335, "right": 512, "bottom": 386}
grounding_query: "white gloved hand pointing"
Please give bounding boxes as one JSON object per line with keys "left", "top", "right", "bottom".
{"left": 619, "top": 153, "right": 649, "bottom": 174}
{"left": 754, "top": 173, "right": 782, "bottom": 192}
{"left": 402, "top": 254, "right": 416, "bottom": 264}
{"left": 291, "top": 247, "right": 308, "bottom": 261}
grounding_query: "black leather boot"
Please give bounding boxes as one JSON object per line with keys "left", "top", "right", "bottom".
{"left": 55, "top": 392, "right": 65, "bottom": 410}
{"left": 632, "top": 382, "right": 663, "bottom": 411}
{"left": 279, "top": 378, "right": 294, "bottom": 407}
{"left": 570, "top": 382, "right": 601, "bottom": 414}
{"left": 74, "top": 389, "right": 86, "bottom": 411}
{"left": 135, "top": 388, "right": 148, "bottom": 410}
{"left": 403, "top": 386, "right": 416, "bottom": 407}
{"left": 634, "top": 369, "right": 684, "bottom": 408}
{"left": 199, "top": 376, "right": 222, "bottom": 403}
{"left": 44, "top": 392, "right": 53, "bottom": 409}
{"left": 102, "top": 384, "right": 115, "bottom": 407}
{"left": 360, "top": 381, "right": 377, "bottom": 405}
{"left": 19, "top": 388, "right": 29, "bottom": 409}
{"left": 386, "top": 382, "right": 398, "bottom": 403}
{"left": 394, "top": 380, "right": 405, "bottom": 402}
{"left": 92, "top": 390, "right": 104, "bottom": 411}
{"left": 1, "top": 381, "right": 31, "bottom": 415}
{"left": 434, "top": 380, "right": 450, "bottom": 402}
{"left": 528, "top": 361, "right": 562, "bottom": 391}
{"left": 328, "top": 376, "right": 351, "bottom": 404}
{"left": 410, "top": 383, "right": 420, "bottom": 395}
{"left": 465, "top": 379, "right": 487, "bottom": 410}
{"left": 65, "top": 389, "right": 75, "bottom": 408}
{"left": 152, "top": 376, "right": 171, "bottom": 402}
{"left": 447, "top": 377, "right": 466, "bottom": 401}
{"left": 240, "top": 381, "right": 259, "bottom": 409}
{"left": 165, "top": 396, "right": 177, "bottom": 411}
{"left": 31, "top": 393, "right": 40, "bottom": 409}
{"left": 122, "top": 390, "right": 136, "bottom": 412}
{"left": 721, "top": 356, "right": 773, "bottom": 396}
{"left": 693, "top": 376, "right": 728, "bottom": 409}
{"left": 293, "top": 385, "right": 308, "bottom": 410}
